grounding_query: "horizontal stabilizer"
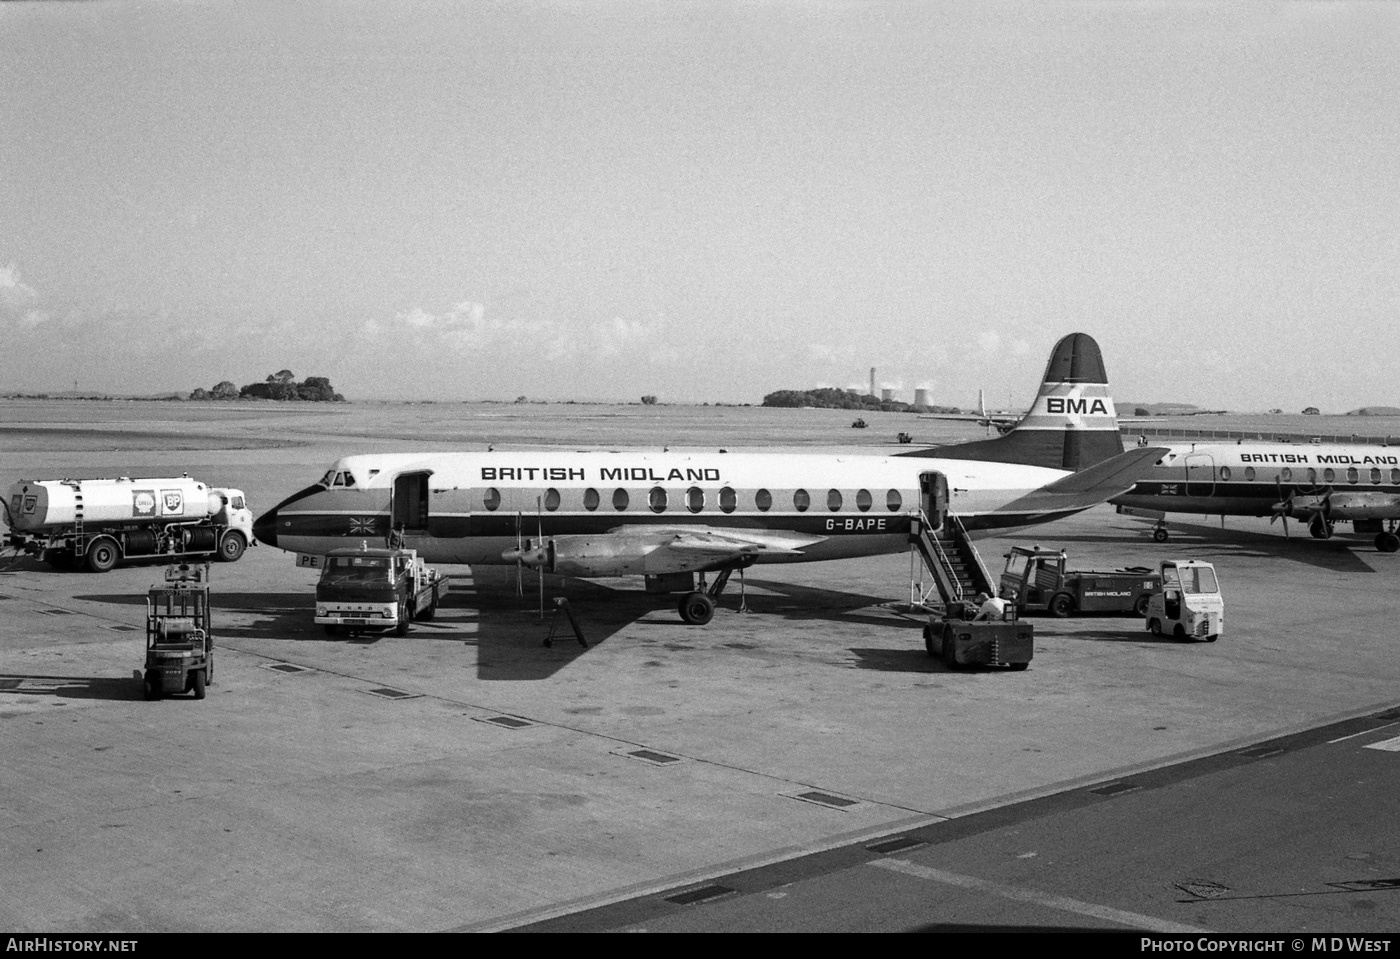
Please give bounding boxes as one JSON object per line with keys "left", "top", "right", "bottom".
{"left": 996, "top": 446, "right": 1169, "bottom": 515}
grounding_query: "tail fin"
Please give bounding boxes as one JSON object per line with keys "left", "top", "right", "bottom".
{"left": 899, "top": 332, "right": 1123, "bottom": 470}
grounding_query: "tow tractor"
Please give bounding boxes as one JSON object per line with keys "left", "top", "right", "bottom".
{"left": 143, "top": 563, "right": 213, "bottom": 700}
{"left": 312, "top": 544, "right": 446, "bottom": 636}
{"left": 998, "top": 546, "right": 1161, "bottom": 618}
{"left": 1143, "top": 560, "right": 1224, "bottom": 642}
{"left": 922, "top": 600, "right": 1033, "bottom": 670}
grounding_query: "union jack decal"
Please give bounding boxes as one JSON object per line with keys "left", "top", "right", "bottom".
{"left": 348, "top": 517, "right": 377, "bottom": 534}
{"left": 1161, "top": 484, "right": 1180, "bottom": 496}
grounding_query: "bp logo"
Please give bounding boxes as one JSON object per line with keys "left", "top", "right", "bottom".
{"left": 161, "top": 490, "right": 185, "bottom": 515}
{"left": 132, "top": 490, "right": 157, "bottom": 517}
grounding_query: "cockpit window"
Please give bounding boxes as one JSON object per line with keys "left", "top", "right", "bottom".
{"left": 321, "top": 470, "right": 357, "bottom": 489}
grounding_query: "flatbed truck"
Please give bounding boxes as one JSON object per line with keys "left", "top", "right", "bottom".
{"left": 998, "top": 546, "right": 1160, "bottom": 618}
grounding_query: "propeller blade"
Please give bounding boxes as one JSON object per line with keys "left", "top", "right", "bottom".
{"left": 537, "top": 497, "right": 545, "bottom": 619}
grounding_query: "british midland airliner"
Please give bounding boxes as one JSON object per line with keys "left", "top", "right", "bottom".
{"left": 253, "top": 333, "right": 1164, "bottom": 621}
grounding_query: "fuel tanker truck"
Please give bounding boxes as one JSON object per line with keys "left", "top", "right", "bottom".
{"left": 3, "top": 476, "right": 255, "bottom": 572}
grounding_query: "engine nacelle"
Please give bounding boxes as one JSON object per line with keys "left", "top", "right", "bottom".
{"left": 503, "top": 534, "right": 714, "bottom": 577}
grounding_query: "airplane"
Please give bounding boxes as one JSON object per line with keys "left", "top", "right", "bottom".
{"left": 252, "top": 333, "right": 1166, "bottom": 623}
{"left": 1111, "top": 443, "right": 1400, "bottom": 552}
{"left": 919, "top": 390, "right": 1023, "bottom": 435}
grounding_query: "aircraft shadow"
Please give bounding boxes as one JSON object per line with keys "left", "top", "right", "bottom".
{"left": 0, "top": 672, "right": 143, "bottom": 702}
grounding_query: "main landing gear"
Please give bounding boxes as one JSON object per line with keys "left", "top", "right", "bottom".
{"left": 677, "top": 563, "right": 753, "bottom": 625}
{"left": 1377, "top": 524, "right": 1400, "bottom": 553}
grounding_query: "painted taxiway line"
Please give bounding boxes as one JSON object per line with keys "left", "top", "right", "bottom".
{"left": 870, "top": 858, "right": 1210, "bottom": 933}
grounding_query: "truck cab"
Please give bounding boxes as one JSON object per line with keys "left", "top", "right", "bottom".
{"left": 314, "top": 544, "right": 444, "bottom": 636}
{"left": 1143, "top": 560, "right": 1223, "bottom": 642}
{"left": 210, "top": 488, "right": 256, "bottom": 560}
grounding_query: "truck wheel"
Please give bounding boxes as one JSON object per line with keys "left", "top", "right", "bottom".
{"left": 1134, "top": 595, "right": 1150, "bottom": 617}
{"left": 1148, "top": 618, "right": 1162, "bottom": 636}
{"left": 85, "top": 538, "right": 119, "bottom": 573}
{"left": 1008, "top": 661, "right": 1029, "bottom": 671}
{"left": 1049, "top": 594, "right": 1074, "bottom": 618}
{"left": 193, "top": 669, "right": 206, "bottom": 700}
{"left": 43, "top": 549, "right": 75, "bottom": 570}
{"left": 678, "top": 592, "right": 715, "bottom": 626}
{"left": 923, "top": 625, "right": 937, "bottom": 658}
{"left": 1173, "top": 624, "right": 1189, "bottom": 643}
{"left": 941, "top": 632, "right": 959, "bottom": 669}
{"left": 395, "top": 604, "right": 411, "bottom": 636}
{"left": 142, "top": 672, "right": 159, "bottom": 701}
{"left": 323, "top": 624, "right": 343, "bottom": 637}
{"left": 216, "top": 531, "right": 247, "bottom": 562}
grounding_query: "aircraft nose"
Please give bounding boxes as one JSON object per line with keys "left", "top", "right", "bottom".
{"left": 252, "top": 509, "right": 279, "bottom": 548}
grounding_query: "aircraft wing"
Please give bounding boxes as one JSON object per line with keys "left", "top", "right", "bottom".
{"left": 516, "top": 525, "right": 831, "bottom": 577}
{"left": 608, "top": 525, "right": 827, "bottom": 559}
{"left": 994, "top": 446, "right": 1171, "bottom": 515}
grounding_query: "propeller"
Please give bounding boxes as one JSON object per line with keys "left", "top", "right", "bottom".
{"left": 514, "top": 512, "right": 524, "bottom": 596}
{"left": 536, "top": 495, "right": 545, "bottom": 619}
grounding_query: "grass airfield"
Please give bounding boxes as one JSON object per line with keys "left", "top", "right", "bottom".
{"left": 2, "top": 399, "right": 1399, "bottom": 932}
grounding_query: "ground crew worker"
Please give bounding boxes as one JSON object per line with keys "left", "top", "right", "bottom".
{"left": 973, "top": 591, "right": 1007, "bottom": 621}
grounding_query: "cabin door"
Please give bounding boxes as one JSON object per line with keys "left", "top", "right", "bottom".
{"left": 390, "top": 471, "right": 433, "bottom": 546}
{"left": 1184, "top": 453, "right": 1215, "bottom": 499}
{"left": 919, "top": 471, "right": 949, "bottom": 530}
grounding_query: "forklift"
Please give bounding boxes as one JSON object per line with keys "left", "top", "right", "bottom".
{"left": 143, "top": 563, "right": 213, "bottom": 700}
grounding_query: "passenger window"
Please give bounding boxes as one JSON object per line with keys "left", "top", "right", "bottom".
{"left": 649, "top": 487, "right": 667, "bottom": 513}
{"left": 886, "top": 489, "right": 902, "bottom": 512}
{"left": 1307, "top": 468, "right": 1317, "bottom": 483}
{"left": 719, "top": 487, "right": 737, "bottom": 513}
{"left": 544, "top": 488, "right": 561, "bottom": 511}
{"left": 686, "top": 487, "right": 704, "bottom": 513}
{"left": 1243, "top": 467, "right": 1254, "bottom": 482}
{"left": 1280, "top": 467, "right": 1292, "bottom": 482}
{"left": 483, "top": 488, "right": 501, "bottom": 512}
{"left": 755, "top": 489, "right": 772, "bottom": 512}
{"left": 1392, "top": 469, "right": 1400, "bottom": 485}
{"left": 1347, "top": 468, "right": 1359, "bottom": 484}
{"left": 793, "top": 489, "right": 810, "bottom": 512}
{"left": 1371, "top": 468, "right": 1382, "bottom": 484}
{"left": 1220, "top": 467, "right": 1232, "bottom": 481}
{"left": 1324, "top": 468, "right": 1335, "bottom": 483}
{"left": 827, "top": 489, "right": 842, "bottom": 511}
{"left": 584, "top": 488, "right": 600, "bottom": 511}
{"left": 613, "top": 488, "right": 629, "bottom": 510}
{"left": 856, "top": 489, "right": 872, "bottom": 512}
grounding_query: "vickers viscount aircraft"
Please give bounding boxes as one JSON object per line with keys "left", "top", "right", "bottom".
{"left": 254, "top": 333, "right": 1164, "bottom": 623}
{"left": 1112, "top": 444, "right": 1400, "bottom": 552}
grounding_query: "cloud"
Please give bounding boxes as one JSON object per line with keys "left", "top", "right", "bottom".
{"left": 0, "top": 264, "right": 46, "bottom": 326}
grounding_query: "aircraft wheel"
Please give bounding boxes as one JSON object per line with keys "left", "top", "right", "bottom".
{"left": 1310, "top": 516, "right": 1330, "bottom": 539}
{"left": 1148, "top": 618, "right": 1162, "bottom": 637}
{"left": 1134, "top": 594, "right": 1151, "bottom": 617}
{"left": 216, "top": 531, "right": 246, "bottom": 562}
{"left": 1152, "top": 527, "right": 1169, "bottom": 543}
{"left": 193, "top": 669, "right": 206, "bottom": 700}
{"left": 679, "top": 592, "right": 715, "bottom": 626}
{"left": 85, "top": 537, "right": 120, "bottom": 573}
{"left": 1376, "top": 532, "right": 1400, "bottom": 553}
{"left": 1049, "top": 593, "right": 1074, "bottom": 618}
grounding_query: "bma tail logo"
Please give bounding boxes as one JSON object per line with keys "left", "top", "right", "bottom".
{"left": 160, "top": 490, "right": 185, "bottom": 516}
{"left": 1045, "top": 397, "right": 1110, "bottom": 415}
{"left": 132, "top": 490, "right": 157, "bottom": 517}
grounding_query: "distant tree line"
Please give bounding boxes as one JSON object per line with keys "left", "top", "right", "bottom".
{"left": 189, "top": 369, "right": 345, "bottom": 402}
{"left": 761, "top": 387, "right": 957, "bottom": 414}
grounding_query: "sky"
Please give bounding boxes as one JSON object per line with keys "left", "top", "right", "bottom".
{"left": 2, "top": 1, "right": 1398, "bottom": 411}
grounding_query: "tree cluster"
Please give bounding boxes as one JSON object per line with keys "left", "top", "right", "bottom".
{"left": 189, "top": 370, "right": 345, "bottom": 402}
{"left": 762, "top": 387, "right": 956, "bottom": 414}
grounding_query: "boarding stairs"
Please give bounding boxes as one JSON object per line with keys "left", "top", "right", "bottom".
{"left": 909, "top": 510, "right": 997, "bottom": 611}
